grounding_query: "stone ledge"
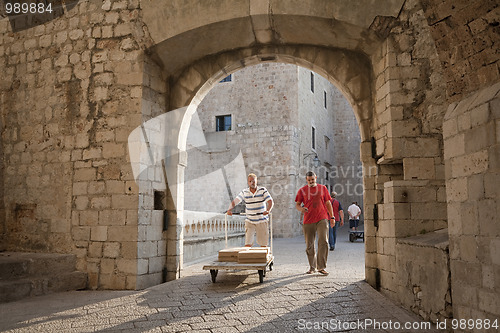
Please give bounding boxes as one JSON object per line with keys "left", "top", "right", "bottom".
{"left": 397, "top": 228, "right": 449, "bottom": 250}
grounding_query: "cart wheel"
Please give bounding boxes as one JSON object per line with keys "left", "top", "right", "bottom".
{"left": 258, "top": 270, "right": 264, "bottom": 283}
{"left": 269, "top": 262, "right": 273, "bottom": 271}
{"left": 210, "top": 269, "right": 218, "bottom": 283}
{"left": 349, "top": 233, "right": 355, "bottom": 242}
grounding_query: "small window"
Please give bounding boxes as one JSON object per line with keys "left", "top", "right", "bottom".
{"left": 310, "top": 72, "right": 314, "bottom": 93}
{"left": 324, "top": 91, "right": 327, "bottom": 108}
{"left": 220, "top": 74, "right": 232, "bottom": 83}
{"left": 311, "top": 126, "right": 316, "bottom": 150}
{"left": 216, "top": 115, "right": 232, "bottom": 132}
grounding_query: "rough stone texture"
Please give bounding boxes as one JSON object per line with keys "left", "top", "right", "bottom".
{"left": 364, "top": 0, "right": 451, "bottom": 311}
{"left": 396, "top": 229, "right": 451, "bottom": 323}
{"left": 0, "top": 0, "right": 153, "bottom": 290}
{"left": 443, "top": 82, "right": 500, "bottom": 323}
{"left": 420, "top": 0, "right": 500, "bottom": 102}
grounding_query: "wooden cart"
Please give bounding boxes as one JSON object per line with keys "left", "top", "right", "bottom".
{"left": 202, "top": 213, "right": 274, "bottom": 283}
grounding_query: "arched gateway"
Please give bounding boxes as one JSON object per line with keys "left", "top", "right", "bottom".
{"left": 1, "top": 0, "right": 498, "bottom": 326}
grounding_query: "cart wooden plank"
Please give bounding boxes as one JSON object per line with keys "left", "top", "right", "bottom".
{"left": 203, "top": 256, "right": 274, "bottom": 271}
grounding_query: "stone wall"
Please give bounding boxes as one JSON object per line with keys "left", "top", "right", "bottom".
{"left": 420, "top": 0, "right": 500, "bottom": 102}
{"left": 366, "top": 0, "right": 449, "bottom": 305}
{"left": 330, "top": 86, "right": 363, "bottom": 208}
{"left": 0, "top": 0, "right": 158, "bottom": 289}
{"left": 297, "top": 67, "right": 336, "bottom": 185}
{"left": 396, "top": 229, "right": 451, "bottom": 322}
{"left": 443, "top": 82, "right": 500, "bottom": 326}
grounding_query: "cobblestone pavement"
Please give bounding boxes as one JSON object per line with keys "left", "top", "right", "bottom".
{"left": 0, "top": 225, "right": 441, "bottom": 332}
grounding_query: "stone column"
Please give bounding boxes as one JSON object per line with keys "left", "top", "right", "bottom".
{"left": 443, "top": 82, "right": 500, "bottom": 322}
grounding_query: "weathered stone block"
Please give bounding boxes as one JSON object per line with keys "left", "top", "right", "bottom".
{"left": 383, "top": 203, "right": 410, "bottom": 220}
{"left": 411, "top": 202, "right": 447, "bottom": 220}
{"left": 116, "top": 259, "right": 137, "bottom": 275}
{"left": 79, "top": 211, "right": 98, "bottom": 226}
{"left": 103, "top": 242, "right": 120, "bottom": 258}
{"left": 387, "top": 119, "right": 420, "bottom": 138}
{"left": 102, "top": 143, "right": 125, "bottom": 158}
{"left": 108, "top": 226, "right": 138, "bottom": 241}
{"left": 101, "top": 258, "right": 115, "bottom": 274}
{"left": 138, "top": 241, "right": 158, "bottom": 259}
{"left": 99, "top": 273, "right": 126, "bottom": 290}
{"left": 396, "top": 230, "right": 450, "bottom": 323}
{"left": 450, "top": 149, "right": 488, "bottom": 178}
{"left": 72, "top": 226, "right": 91, "bottom": 241}
{"left": 378, "top": 219, "right": 396, "bottom": 238}
{"left": 90, "top": 226, "right": 108, "bottom": 242}
{"left": 74, "top": 168, "right": 96, "bottom": 181}
{"left": 378, "top": 254, "right": 395, "bottom": 272}
{"left": 90, "top": 197, "right": 111, "bottom": 209}
{"left": 88, "top": 241, "right": 103, "bottom": 258}
{"left": 446, "top": 177, "right": 468, "bottom": 202}
{"left": 121, "top": 241, "right": 138, "bottom": 259}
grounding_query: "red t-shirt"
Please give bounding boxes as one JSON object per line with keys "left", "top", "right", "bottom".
{"left": 295, "top": 184, "right": 332, "bottom": 224}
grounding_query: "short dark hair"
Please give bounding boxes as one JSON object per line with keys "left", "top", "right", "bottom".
{"left": 306, "top": 171, "right": 316, "bottom": 177}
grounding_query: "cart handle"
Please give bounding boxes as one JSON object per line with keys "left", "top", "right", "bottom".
{"left": 225, "top": 213, "right": 228, "bottom": 249}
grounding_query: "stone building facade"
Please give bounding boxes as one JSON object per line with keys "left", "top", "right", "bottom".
{"left": 0, "top": 0, "right": 498, "bottom": 329}
{"left": 184, "top": 63, "right": 361, "bottom": 239}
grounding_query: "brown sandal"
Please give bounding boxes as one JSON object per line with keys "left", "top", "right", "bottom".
{"left": 306, "top": 269, "right": 315, "bottom": 274}
{"left": 318, "top": 269, "right": 329, "bottom": 275}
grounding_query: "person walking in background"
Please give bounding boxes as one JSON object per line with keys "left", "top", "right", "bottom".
{"left": 295, "top": 171, "right": 334, "bottom": 275}
{"left": 347, "top": 201, "right": 361, "bottom": 231}
{"left": 227, "top": 173, "right": 274, "bottom": 247}
{"left": 329, "top": 191, "right": 344, "bottom": 251}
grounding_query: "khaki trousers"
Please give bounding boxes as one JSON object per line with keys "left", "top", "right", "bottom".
{"left": 245, "top": 221, "right": 269, "bottom": 246}
{"left": 302, "top": 219, "right": 329, "bottom": 271}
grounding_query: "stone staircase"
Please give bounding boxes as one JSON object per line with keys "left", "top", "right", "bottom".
{"left": 0, "top": 252, "right": 87, "bottom": 303}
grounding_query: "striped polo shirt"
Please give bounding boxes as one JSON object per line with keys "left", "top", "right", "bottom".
{"left": 236, "top": 186, "right": 272, "bottom": 224}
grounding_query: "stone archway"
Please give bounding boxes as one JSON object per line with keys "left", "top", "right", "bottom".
{"left": 156, "top": 46, "right": 377, "bottom": 278}
{"left": 138, "top": 0, "right": 453, "bottom": 322}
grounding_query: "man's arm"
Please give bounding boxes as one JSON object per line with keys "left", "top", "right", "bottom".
{"left": 227, "top": 197, "right": 242, "bottom": 215}
{"left": 339, "top": 209, "right": 344, "bottom": 226}
{"left": 264, "top": 198, "right": 274, "bottom": 215}
{"left": 325, "top": 200, "right": 335, "bottom": 227}
{"left": 295, "top": 201, "right": 307, "bottom": 214}
{"left": 348, "top": 207, "right": 354, "bottom": 219}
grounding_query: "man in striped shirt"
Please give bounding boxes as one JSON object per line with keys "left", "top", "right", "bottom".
{"left": 227, "top": 173, "right": 274, "bottom": 247}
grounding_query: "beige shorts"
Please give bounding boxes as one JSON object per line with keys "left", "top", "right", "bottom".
{"left": 245, "top": 220, "right": 269, "bottom": 246}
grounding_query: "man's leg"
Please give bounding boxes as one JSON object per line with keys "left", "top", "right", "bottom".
{"left": 349, "top": 219, "right": 356, "bottom": 231}
{"left": 245, "top": 221, "right": 255, "bottom": 246}
{"left": 302, "top": 222, "right": 317, "bottom": 272}
{"left": 255, "top": 221, "right": 269, "bottom": 247}
{"left": 316, "top": 219, "right": 329, "bottom": 271}
{"left": 331, "top": 222, "right": 337, "bottom": 250}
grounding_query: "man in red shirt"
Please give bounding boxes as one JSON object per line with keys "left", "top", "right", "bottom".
{"left": 295, "top": 171, "right": 335, "bottom": 275}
